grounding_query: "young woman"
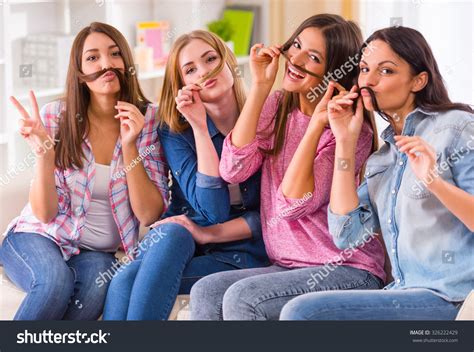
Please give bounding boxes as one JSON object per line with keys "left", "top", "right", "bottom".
{"left": 190, "top": 14, "right": 386, "bottom": 321}
{"left": 102, "top": 30, "right": 269, "bottom": 321}
{"left": 280, "top": 26, "right": 474, "bottom": 320}
{"left": 0, "top": 22, "right": 168, "bottom": 320}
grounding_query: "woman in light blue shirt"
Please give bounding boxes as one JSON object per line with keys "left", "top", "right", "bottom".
{"left": 280, "top": 26, "right": 473, "bottom": 320}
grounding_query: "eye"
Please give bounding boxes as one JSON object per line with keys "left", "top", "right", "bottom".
{"left": 185, "top": 67, "right": 196, "bottom": 75}
{"left": 293, "top": 40, "right": 301, "bottom": 49}
{"left": 111, "top": 50, "right": 122, "bottom": 57}
{"left": 360, "top": 66, "right": 369, "bottom": 73}
{"left": 86, "top": 55, "right": 97, "bottom": 62}
{"left": 206, "top": 55, "right": 218, "bottom": 63}
{"left": 309, "top": 54, "right": 320, "bottom": 63}
{"left": 380, "top": 68, "right": 394, "bottom": 75}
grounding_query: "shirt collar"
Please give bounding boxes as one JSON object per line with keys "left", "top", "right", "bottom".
{"left": 380, "top": 107, "right": 438, "bottom": 141}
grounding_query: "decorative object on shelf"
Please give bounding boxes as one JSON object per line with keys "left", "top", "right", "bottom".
{"left": 222, "top": 8, "right": 255, "bottom": 56}
{"left": 135, "top": 21, "right": 171, "bottom": 70}
{"left": 207, "top": 18, "right": 235, "bottom": 52}
{"left": 20, "top": 33, "right": 74, "bottom": 89}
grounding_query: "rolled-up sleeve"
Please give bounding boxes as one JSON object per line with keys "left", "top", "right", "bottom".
{"left": 239, "top": 210, "right": 263, "bottom": 240}
{"left": 328, "top": 179, "right": 380, "bottom": 249}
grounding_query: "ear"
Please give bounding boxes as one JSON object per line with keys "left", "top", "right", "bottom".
{"left": 411, "top": 71, "right": 428, "bottom": 93}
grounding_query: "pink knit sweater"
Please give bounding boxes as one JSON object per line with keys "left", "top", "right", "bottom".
{"left": 220, "top": 92, "right": 386, "bottom": 281}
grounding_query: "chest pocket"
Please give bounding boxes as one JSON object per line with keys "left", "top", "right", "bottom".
{"left": 401, "top": 152, "right": 452, "bottom": 199}
{"left": 364, "top": 162, "right": 391, "bottom": 214}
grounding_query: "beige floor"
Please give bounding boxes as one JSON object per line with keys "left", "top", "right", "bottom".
{"left": 0, "top": 266, "right": 26, "bottom": 320}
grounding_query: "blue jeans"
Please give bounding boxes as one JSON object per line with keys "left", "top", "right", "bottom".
{"left": 0, "top": 231, "right": 115, "bottom": 320}
{"left": 190, "top": 264, "right": 383, "bottom": 320}
{"left": 280, "top": 288, "right": 462, "bottom": 320}
{"left": 103, "top": 223, "right": 255, "bottom": 320}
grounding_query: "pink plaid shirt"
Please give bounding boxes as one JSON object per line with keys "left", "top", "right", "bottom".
{"left": 4, "top": 100, "right": 169, "bottom": 260}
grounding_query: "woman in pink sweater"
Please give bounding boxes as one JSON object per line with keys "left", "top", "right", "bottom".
{"left": 190, "top": 14, "right": 386, "bottom": 320}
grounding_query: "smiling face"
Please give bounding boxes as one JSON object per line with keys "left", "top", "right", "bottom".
{"left": 81, "top": 32, "right": 125, "bottom": 96}
{"left": 358, "top": 39, "right": 427, "bottom": 116}
{"left": 282, "top": 27, "right": 326, "bottom": 95}
{"left": 178, "top": 39, "right": 234, "bottom": 103}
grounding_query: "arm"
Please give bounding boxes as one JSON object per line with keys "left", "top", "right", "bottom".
{"left": 116, "top": 102, "right": 166, "bottom": 226}
{"left": 151, "top": 210, "right": 262, "bottom": 245}
{"left": 159, "top": 127, "right": 231, "bottom": 223}
{"left": 281, "top": 82, "right": 338, "bottom": 198}
{"left": 230, "top": 44, "right": 281, "bottom": 147}
{"left": 10, "top": 92, "right": 58, "bottom": 223}
{"left": 395, "top": 121, "right": 474, "bottom": 231}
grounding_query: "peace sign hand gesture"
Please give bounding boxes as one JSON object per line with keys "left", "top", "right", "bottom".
{"left": 10, "top": 91, "right": 54, "bottom": 156}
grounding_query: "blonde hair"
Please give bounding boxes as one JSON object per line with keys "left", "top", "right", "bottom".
{"left": 159, "top": 30, "right": 246, "bottom": 132}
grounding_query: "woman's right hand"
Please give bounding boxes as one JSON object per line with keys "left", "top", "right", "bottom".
{"left": 10, "top": 91, "right": 54, "bottom": 156}
{"left": 175, "top": 83, "right": 207, "bottom": 131}
{"left": 327, "top": 85, "right": 364, "bottom": 145}
{"left": 249, "top": 43, "right": 281, "bottom": 88}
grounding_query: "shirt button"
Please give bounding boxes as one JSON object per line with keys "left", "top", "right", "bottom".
{"left": 396, "top": 278, "right": 401, "bottom": 284}
{"left": 391, "top": 189, "right": 396, "bottom": 194}
{"left": 74, "top": 207, "right": 81, "bottom": 216}
{"left": 388, "top": 219, "right": 392, "bottom": 224}
{"left": 243, "top": 187, "right": 247, "bottom": 192}
{"left": 398, "top": 161, "right": 404, "bottom": 166}
{"left": 365, "top": 171, "right": 370, "bottom": 177}
{"left": 391, "top": 248, "right": 396, "bottom": 253}
{"left": 113, "top": 208, "right": 117, "bottom": 214}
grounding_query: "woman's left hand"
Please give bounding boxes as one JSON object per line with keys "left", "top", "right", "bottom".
{"left": 150, "top": 214, "right": 210, "bottom": 245}
{"left": 115, "top": 101, "right": 145, "bottom": 146}
{"left": 395, "top": 135, "right": 437, "bottom": 184}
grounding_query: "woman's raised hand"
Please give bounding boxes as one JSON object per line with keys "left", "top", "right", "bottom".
{"left": 10, "top": 91, "right": 54, "bottom": 156}
{"left": 327, "top": 85, "right": 364, "bottom": 144}
{"left": 175, "top": 83, "right": 207, "bottom": 131}
{"left": 249, "top": 43, "right": 281, "bottom": 88}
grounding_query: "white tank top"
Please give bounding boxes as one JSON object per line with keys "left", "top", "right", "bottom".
{"left": 79, "top": 163, "right": 122, "bottom": 252}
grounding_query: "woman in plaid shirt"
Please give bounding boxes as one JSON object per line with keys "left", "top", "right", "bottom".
{"left": 0, "top": 22, "right": 168, "bottom": 320}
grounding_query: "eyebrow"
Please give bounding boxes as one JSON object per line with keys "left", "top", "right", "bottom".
{"left": 360, "top": 59, "right": 398, "bottom": 66}
{"left": 295, "top": 36, "right": 324, "bottom": 59}
{"left": 181, "top": 50, "right": 216, "bottom": 68}
{"left": 83, "top": 45, "right": 119, "bottom": 55}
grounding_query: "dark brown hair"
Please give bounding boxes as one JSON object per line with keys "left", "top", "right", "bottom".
{"left": 265, "top": 14, "right": 378, "bottom": 155}
{"left": 55, "top": 22, "right": 150, "bottom": 169}
{"left": 363, "top": 26, "right": 472, "bottom": 114}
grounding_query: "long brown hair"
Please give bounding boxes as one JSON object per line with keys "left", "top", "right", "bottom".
{"left": 55, "top": 22, "right": 150, "bottom": 170}
{"left": 264, "top": 14, "right": 378, "bottom": 156}
{"left": 363, "top": 26, "right": 472, "bottom": 114}
{"left": 159, "top": 30, "right": 246, "bottom": 133}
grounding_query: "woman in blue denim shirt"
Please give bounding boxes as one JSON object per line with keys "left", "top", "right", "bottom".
{"left": 281, "top": 26, "right": 473, "bottom": 320}
{"left": 103, "top": 30, "right": 268, "bottom": 320}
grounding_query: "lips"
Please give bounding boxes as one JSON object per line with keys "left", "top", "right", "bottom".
{"left": 287, "top": 64, "right": 306, "bottom": 80}
{"left": 102, "top": 71, "right": 117, "bottom": 81}
{"left": 204, "top": 78, "right": 217, "bottom": 88}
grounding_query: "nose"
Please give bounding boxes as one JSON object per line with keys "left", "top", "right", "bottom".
{"left": 289, "top": 50, "right": 306, "bottom": 67}
{"left": 100, "top": 56, "right": 115, "bottom": 70}
{"left": 360, "top": 69, "right": 378, "bottom": 88}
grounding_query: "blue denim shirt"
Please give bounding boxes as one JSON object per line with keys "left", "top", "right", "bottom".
{"left": 328, "top": 108, "right": 474, "bottom": 302}
{"left": 158, "top": 116, "right": 268, "bottom": 269}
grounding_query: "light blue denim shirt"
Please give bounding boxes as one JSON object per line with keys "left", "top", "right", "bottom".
{"left": 328, "top": 108, "right": 474, "bottom": 302}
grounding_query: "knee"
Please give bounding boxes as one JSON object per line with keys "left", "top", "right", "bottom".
{"left": 280, "top": 295, "right": 313, "bottom": 320}
{"left": 222, "top": 280, "right": 256, "bottom": 320}
{"left": 190, "top": 274, "right": 225, "bottom": 320}
{"left": 142, "top": 223, "right": 195, "bottom": 254}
